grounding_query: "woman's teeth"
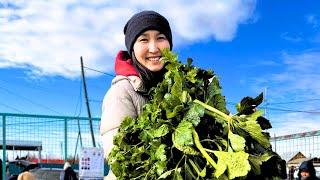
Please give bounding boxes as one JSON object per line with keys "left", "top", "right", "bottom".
{"left": 148, "top": 57, "right": 160, "bottom": 61}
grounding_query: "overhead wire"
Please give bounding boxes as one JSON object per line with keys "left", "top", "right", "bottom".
{"left": 73, "top": 77, "right": 83, "bottom": 159}
{"left": 0, "top": 102, "right": 24, "bottom": 113}
{"left": 0, "top": 78, "right": 78, "bottom": 100}
{"left": 267, "top": 99, "right": 320, "bottom": 105}
{"left": 0, "top": 85, "right": 61, "bottom": 115}
{"left": 260, "top": 106, "right": 320, "bottom": 114}
{"left": 73, "top": 79, "right": 83, "bottom": 117}
{"left": 226, "top": 101, "right": 320, "bottom": 114}
{"left": 83, "top": 66, "right": 115, "bottom": 77}
{"left": 83, "top": 66, "right": 112, "bottom": 110}
{"left": 89, "top": 99, "right": 102, "bottom": 103}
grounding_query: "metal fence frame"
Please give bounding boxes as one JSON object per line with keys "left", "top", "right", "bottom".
{"left": 270, "top": 130, "right": 320, "bottom": 162}
{"left": 1, "top": 112, "right": 101, "bottom": 180}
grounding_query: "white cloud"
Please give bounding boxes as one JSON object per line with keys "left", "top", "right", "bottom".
{"left": 279, "top": 51, "right": 320, "bottom": 95}
{"left": 254, "top": 51, "right": 320, "bottom": 98}
{"left": 239, "top": 59, "right": 280, "bottom": 69}
{"left": 280, "top": 32, "right": 303, "bottom": 43}
{"left": 306, "top": 14, "right": 319, "bottom": 28}
{"left": 251, "top": 50, "right": 320, "bottom": 136}
{"left": 268, "top": 112, "right": 320, "bottom": 136}
{"left": 0, "top": 0, "right": 257, "bottom": 78}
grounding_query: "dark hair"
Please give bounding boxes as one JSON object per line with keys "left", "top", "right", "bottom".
{"left": 131, "top": 53, "right": 166, "bottom": 92}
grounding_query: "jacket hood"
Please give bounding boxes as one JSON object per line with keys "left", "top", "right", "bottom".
{"left": 115, "top": 50, "right": 139, "bottom": 77}
{"left": 299, "top": 160, "right": 315, "bottom": 171}
{"left": 298, "top": 160, "right": 317, "bottom": 178}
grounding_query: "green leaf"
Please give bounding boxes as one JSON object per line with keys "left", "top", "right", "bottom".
{"left": 155, "top": 161, "right": 166, "bottom": 176}
{"left": 246, "top": 109, "right": 264, "bottom": 121}
{"left": 181, "top": 90, "right": 192, "bottom": 103}
{"left": 254, "top": 92, "right": 264, "bottom": 106}
{"left": 151, "top": 124, "right": 170, "bottom": 138}
{"left": 228, "top": 131, "right": 246, "bottom": 152}
{"left": 166, "top": 105, "right": 184, "bottom": 119}
{"left": 174, "top": 168, "right": 183, "bottom": 180}
{"left": 158, "top": 169, "right": 175, "bottom": 179}
{"left": 257, "top": 116, "right": 272, "bottom": 130}
{"left": 213, "top": 151, "right": 251, "bottom": 179}
{"left": 172, "top": 121, "right": 199, "bottom": 155}
{"left": 189, "top": 159, "right": 206, "bottom": 177}
{"left": 214, "top": 157, "right": 227, "bottom": 178}
{"left": 155, "top": 144, "right": 167, "bottom": 161}
{"left": 186, "top": 68, "right": 198, "bottom": 83}
{"left": 173, "top": 120, "right": 194, "bottom": 146}
{"left": 177, "top": 145, "right": 199, "bottom": 155}
{"left": 249, "top": 152, "right": 275, "bottom": 175}
{"left": 206, "top": 76, "right": 222, "bottom": 102}
{"left": 171, "top": 71, "right": 183, "bottom": 97}
{"left": 111, "top": 161, "right": 122, "bottom": 177}
{"left": 236, "top": 93, "right": 264, "bottom": 115}
{"left": 187, "top": 57, "right": 193, "bottom": 66}
{"left": 131, "top": 146, "right": 146, "bottom": 161}
{"left": 162, "top": 48, "right": 178, "bottom": 63}
{"left": 119, "top": 116, "right": 135, "bottom": 130}
{"left": 240, "top": 120, "right": 270, "bottom": 148}
{"left": 184, "top": 103, "right": 205, "bottom": 126}
{"left": 162, "top": 93, "right": 181, "bottom": 110}
{"left": 248, "top": 155, "right": 261, "bottom": 175}
{"left": 206, "top": 76, "right": 229, "bottom": 114}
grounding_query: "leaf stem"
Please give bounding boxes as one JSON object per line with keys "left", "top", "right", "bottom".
{"left": 175, "top": 155, "right": 185, "bottom": 170}
{"left": 204, "top": 148, "right": 215, "bottom": 154}
{"left": 194, "top": 99, "right": 233, "bottom": 152}
{"left": 192, "top": 129, "right": 217, "bottom": 169}
{"left": 194, "top": 99, "right": 232, "bottom": 122}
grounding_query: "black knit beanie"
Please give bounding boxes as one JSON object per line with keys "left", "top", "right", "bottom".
{"left": 124, "top": 10, "right": 173, "bottom": 55}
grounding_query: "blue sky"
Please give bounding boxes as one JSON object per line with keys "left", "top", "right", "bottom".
{"left": 0, "top": 0, "right": 320, "bottom": 136}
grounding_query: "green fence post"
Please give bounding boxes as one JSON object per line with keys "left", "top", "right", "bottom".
{"left": 2, "top": 115, "right": 6, "bottom": 180}
{"left": 64, "top": 118, "right": 67, "bottom": 162}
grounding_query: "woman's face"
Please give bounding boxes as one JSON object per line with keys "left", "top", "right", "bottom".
{"left": 133, "top": 30, "right": 170, "bottom": 72}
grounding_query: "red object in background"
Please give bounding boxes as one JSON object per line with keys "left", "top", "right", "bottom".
{"left": 28, "top": 157, "right": 64, "bottom": 164}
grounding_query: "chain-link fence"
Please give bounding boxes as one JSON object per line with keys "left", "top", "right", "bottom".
{"left": 0, "top": 112, "right": 105, "bottom": 179}
{"left": 270, "top": 131, "right": 320, "bottom": 162}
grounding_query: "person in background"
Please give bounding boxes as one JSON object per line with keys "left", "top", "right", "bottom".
{"left": 289, "top": 165, "right": 296, "bottom": 180}
{"left": 17, "top": 171, "right": 35, "bottom": 180}
{"left": 298, "top": 160, "right": 319, "bottom": 180}
{"left": 60, "top": 162, "right": 78, "bottom": 180}
{"left": 0, "top": 158, "right": 2, "bottom": 180}
{"left": 100, "top": 10, "right": 173, "bottom": 179}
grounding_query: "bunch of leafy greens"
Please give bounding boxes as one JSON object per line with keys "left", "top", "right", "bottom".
{"left": 108, "top": 49, "right": 287, "bottom": 180}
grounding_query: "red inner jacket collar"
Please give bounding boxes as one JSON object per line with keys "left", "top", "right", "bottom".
{"left": 115, "top": 51, "right": 140, "bottom": 77}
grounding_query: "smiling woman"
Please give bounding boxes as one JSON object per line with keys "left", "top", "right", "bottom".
{"left": 99, "top": 10, "right": 173, "bottom": 179}
{"left": 133, "top": 30, "right": 170, "bottom": 72}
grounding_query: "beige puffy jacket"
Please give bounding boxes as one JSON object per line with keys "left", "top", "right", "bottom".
{"left": 100, "top": 75, "right": 147, "bottom": 179}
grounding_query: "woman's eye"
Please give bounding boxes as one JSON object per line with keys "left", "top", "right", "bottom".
{"left": 139, "top": 38, "right": 148, "bottom": 42}
{"left": 158, "top": 36, "right": 166, "bottom": 40}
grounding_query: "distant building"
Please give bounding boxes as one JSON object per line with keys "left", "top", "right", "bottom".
{"left": 287, "top": 152, "right": 308, "bottom": 167}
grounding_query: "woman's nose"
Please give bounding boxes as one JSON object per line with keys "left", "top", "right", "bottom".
{"left": 148, "top": 41, "right": 159, "bottom": 53}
